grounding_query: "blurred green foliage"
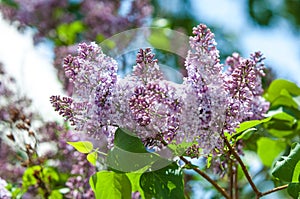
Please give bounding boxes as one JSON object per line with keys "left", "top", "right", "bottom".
{"left": 248, "top": 0, "right": 300, "bottom": 31}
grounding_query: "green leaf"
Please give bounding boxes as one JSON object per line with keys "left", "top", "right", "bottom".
{"left": 272, "top": 143, "right": 300, "bottom": 182}
{"left": 126, "top": 173, "right": 142, "bottom": 192}
{"left": 107, "top": 146, "right": 162, "bottom": 173}
{"left": 148, "top": 28, "right": 171, "bottom": 51}
{"left": 271, "top": 95, "right": 298, "bottom": 109}
{"left": 140, "top": 163, "right": 185, "bottom": 199}
{"left": 49, "top": 190, "right": 63, "bottom": 199}
{"left": 288, "top": 183, "right": 300, "bottom": 199}
{"left": 256, "top": 137, "right": 286, "bottom": 167}
{"left": 126, "top": 173, "right": 145, "bottom": 198}
{"left": 234, "top": 117, "right": 271, "bottom": 134}
{"left": 108, "top": 128, "right": 172, "bottom": 172}
{"left": 89, "top": 171, "right": 132, "bottom": 199}
{"left": 167, "top": 141, "right": 194, "bottom": 156}
{"left": 87, "top": 151, "right": 98, "bottom": 166}
{"left": 266, "top": 79, "right": 300, "bottom": 102}
{"left": 114, "top": 128, "right": 147, "bottom": 153}
{"left": 236, "top": 128, "right": 256, "bottom": 141}
{"left": 272, "top": 112, "right": 296, "bottom": 122}
{"left": 22, "top": 166, "right": 38, "bottom": 189}
{"left": 67, "top": 141, "right": 93, "bottom": 154}
{"left": 56, "top": 21, "right": 85, "bottom": 45}
{"left": 22, "top": 166, "right": 60, "bottom": 192}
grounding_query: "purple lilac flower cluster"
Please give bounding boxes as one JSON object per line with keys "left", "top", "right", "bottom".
{"left": 181, "top": 24, "right": 228, "bottom": 153}
{"left": 51, "top": 24, "right": 269, "bottom": 155}
{"left": 224, "top": 51, "right": 269, "bottom": 132}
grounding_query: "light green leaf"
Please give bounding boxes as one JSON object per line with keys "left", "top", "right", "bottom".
{"left": 236, "top": 128, "right": 256, "bottom": 141}
{"left": 126, "top": 172, "right": 145, "bottom": 198}
{"left": 266, "top": 79, "right": 300, "bottom": 102}
{"left": 234, "top": 117, "right": 271, "bottom": 134}
{"left": 56, "top": 21, "right": 85, "bottom": 45}
{"left": 272, "top": 143, "right": 300, "bottom": 182}
{"left": 272, "top": 112, "right": 296, "bottom": 122}
{"left": 148, "top": 29, "right": 170, "bottom": 51}
{"left": 22, "top": 166, "right": 59, "bottom": 192}
{"left": 87, "top": 151, "right": 98, "bottom": 166}
{"left": 67, "top": 141, "right": 93, "bottom": 154}
{"left": 89, "top": 171, "right": 131, "bottom": 199}
{"left": 271, "top": 95, "right": 298, "bottom": 109}
{"left": 49, "top": 190, "right": 63, "bottom": 199}
{"left": 257, "top": 137, "right": 286, "bottom": 167}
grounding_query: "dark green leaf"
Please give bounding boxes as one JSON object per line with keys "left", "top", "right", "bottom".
{"left": 107, "top": 146, "right": 161, "bottom": 173}
{"left": 108, "top": 128, "right": 172, "bottom": 172}
{"left": 89, "top": 171, "right": 132, "bottom": 199}
{"left": 272, "top": 143, "right": 300, "bottom": 182}
{"left": 288, "top": 183, "right": 300, "bottom": 199}
{"left": 140, "top": 163, "right": 185, "bottom": 199}
{"left": 114, "top": 128, "right": 147, "bottom": 153}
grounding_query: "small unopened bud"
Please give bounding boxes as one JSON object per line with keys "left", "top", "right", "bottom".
{"left": 6, "top": 133, "right": 15, "bottom": 142}
{"left": 25, "top": 144, "right": 32, "bottom": 150}
{"left": 25, "top": 119, "right": 31, "bottom": 126}
{"left": 16, "top": 123, "right": 29, "bottom": 131}
{"left": 28, "top": 130, "right": 35, "bottom": 137}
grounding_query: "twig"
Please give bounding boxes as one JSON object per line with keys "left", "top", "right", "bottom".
{"left": 259, "top": 184, "right": 288, "bottom": 198}
{"left": 180, "top": 156, "right": 230, "bottom": 199}
{"left": 223, "top": 136, "right": 261, "bottom": 195}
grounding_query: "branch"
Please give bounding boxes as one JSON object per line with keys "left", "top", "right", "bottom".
{"left": 180, "top": 156, "right": 230, "bottom": 199}
{"left": 259, "top": 184, "right": 288, "bottom": 198}
{"left": 223, "top": 136, "right": 261, "bottom": 195}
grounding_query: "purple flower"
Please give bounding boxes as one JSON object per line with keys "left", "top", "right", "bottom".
{"left": 181, "top": 24, "right": 227, "bottom": 153}
{"left": 51, "top": 42, "right": 118, "bottom": 141}
{"left": 133, "top": 48, "right": 163, "bottom": 82}
{"left": 128, "top": 81, "right": 182, "bottom": 145}
{"left": 224, "top": 51, "right": 269, "bottom": 132}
